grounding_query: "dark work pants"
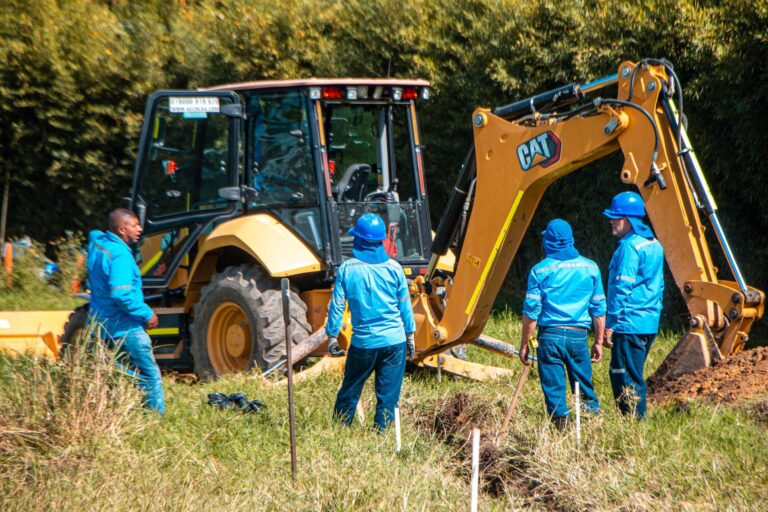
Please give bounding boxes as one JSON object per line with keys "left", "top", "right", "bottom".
{"left": 610, "top": 333, "right": 656, "bottom": 418}
{"left": 536, "top": 327, "right": 600, "bottom": 419}
{"left": 334, "top": 342, "right": 406, "bottom": 431}
{"left": 116, "top": 330, "right": 165, "bottom": 415}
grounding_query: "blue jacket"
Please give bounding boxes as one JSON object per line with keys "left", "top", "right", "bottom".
{"left": 325, "top": 257, "right": 416, "bottom": 349}
{"left": 606, "top": 232, "right": 664, "bottom": 334}
{"left": 87, "top": 230, "right": 154, "bottom": 338}
{"left": 523, "top": 255, "right": 606, "bottom": 329}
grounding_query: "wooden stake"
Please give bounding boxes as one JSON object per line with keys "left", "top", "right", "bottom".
{"left": 0, "top": 169, "right": 9, "bottom": 248}
{"left": 498, "top": 364, "right": 531, "bottom": 443}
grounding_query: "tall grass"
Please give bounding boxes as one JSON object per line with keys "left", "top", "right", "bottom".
{"left": 0, "top": 334, "right": 150, "bottom": 507}
{"left": 1, "top": 312, "right": 767, "bottom": 511}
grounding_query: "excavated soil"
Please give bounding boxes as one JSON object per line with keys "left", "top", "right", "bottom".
{"left": 649, "top": 346, "right": 768, "bottom": 404}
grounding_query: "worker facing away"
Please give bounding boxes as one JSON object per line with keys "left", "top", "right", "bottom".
{"left": 519, "top": 219, "right": 606, "bottom": 428}
{"left": 87, "top": 208, "right": 164, "bottom": 415}
{"left": 603, "top": 192, "right": 664, "bottom": 419}
{"left": 326, "top": 213, "right": 416, "bottom": 431}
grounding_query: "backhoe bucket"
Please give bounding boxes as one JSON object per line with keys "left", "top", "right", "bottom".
{"left": 648, "top": 326, "right": 722, "bottom": 387}
{"left": 0, "top": 311, "right": 70, "bottom": 359}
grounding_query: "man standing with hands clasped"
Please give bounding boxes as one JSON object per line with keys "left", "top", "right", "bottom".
{"left": 602, "top": 192, "right": 664, "bottom": 419}
{"left": 519, "top": 219, "right": 606, "bottom": 429}
{"left": 326, "top": 213, "right": 416, "bottom": 431}
{"left": 87, "top": 208, "right": 164, "bottom": 415}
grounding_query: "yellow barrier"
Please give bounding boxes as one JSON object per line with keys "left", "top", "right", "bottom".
{"left": 0, "top": 311, "right": 71, "bottom": 359}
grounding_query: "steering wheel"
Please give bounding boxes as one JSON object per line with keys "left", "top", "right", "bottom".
{"left": 363, "top": 190, "right": 396, "bottom": 203}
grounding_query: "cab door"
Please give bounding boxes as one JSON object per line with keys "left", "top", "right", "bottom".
{"left": 131, "top": 91, "right": 242, "bottom": 289}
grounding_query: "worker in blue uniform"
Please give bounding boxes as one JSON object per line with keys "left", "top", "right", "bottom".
{"left": 603, "top": 192, "right": 664, "bottom": 419}
{"left": 88, "top": 208, "right": 164, "bottom": 415}
{"left": 519, "top": 219, "right": 606, "bottom": 428}
{"left": 326, "top": 213, "right": 416, "bottom": 431}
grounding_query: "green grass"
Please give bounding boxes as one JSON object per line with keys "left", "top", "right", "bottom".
{"left": 0, "top": 288, "right": 84, "bottom": 310}
{"left": 1, "top": 309, "right": 767, "bottom": 511}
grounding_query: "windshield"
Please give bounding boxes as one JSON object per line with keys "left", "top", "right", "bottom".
{"left": 333, "top": 201, "right": 428, "bottom": 263}
{"left": 324, "top": 103, "right": 418, "bottom": 202}
{"left": 323, "top": 102, "right": 428, "bottom": 264}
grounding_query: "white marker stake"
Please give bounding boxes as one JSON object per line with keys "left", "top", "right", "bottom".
{"left": 356, "top": 401, "right": 366, "bottom": 425}
{"left": 470, "top": 428, "right": 480, "bottom": 512}
{"left": 395, "top": 407, "right": 402, "bottom": 453}
{"left": 575, "top": 381, "right": 581, "bottom": 448}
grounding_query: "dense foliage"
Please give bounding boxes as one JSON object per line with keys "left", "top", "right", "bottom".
{"left": 1, "top": 0, "right": 767, "bottom": 322}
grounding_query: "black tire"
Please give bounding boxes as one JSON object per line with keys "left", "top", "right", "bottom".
{"left": 191, "top": 265, "right": 312, "bottom": 380}
{"left": 60, "top": 304, "right": 90, "bottom": 358}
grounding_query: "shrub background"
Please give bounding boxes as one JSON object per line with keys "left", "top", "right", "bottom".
{"left": 1, "top": 0, "right": 766, "bottom": 331}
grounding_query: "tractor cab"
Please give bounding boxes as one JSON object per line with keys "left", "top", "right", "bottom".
{"left": 132, "top": 79, "right": 434, "bottom": 294}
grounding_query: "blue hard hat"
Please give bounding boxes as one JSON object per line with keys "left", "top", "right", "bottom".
{"left": 603, "top": 191, "right": 646, "bottom": 219}
{"left": 348, "top": 213, "right": 387, "bottom": 241}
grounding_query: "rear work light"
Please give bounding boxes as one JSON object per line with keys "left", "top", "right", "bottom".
{"left": 402, "top": 87, "right": 418, "bottom": 100}
{"left": 322, "top": 87, "right": 343, "bottom": 99}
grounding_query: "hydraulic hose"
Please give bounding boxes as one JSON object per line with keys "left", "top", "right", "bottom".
{"left": 627, "top": 58, "right": 685, "bottom": 163}
{"left": 595, "top": 98, "right": 666, "bottom": 189}
{"left": 428, "top": 146, "right": 476, "bottom": 278}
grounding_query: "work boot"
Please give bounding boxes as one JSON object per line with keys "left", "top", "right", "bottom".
{"left": 552, "top": 415, "right": 571, "bottom": 431}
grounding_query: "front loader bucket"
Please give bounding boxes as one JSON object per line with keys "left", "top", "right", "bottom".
{"left": 648, "top": 325, "right": 722, "bottom": 387}
{"left": 0, "top": 311, "right": 70, "bottom": 359}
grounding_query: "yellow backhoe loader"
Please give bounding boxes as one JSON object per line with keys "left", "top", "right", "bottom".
{"left": 1, "top": 59, "right": 762, "bottom": 386}
{"left": 0, "top": 78, "right": 456, "bottom": 378}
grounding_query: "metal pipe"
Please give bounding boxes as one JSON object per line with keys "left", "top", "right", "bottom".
{"left": 471, "top": 334, "right": 537, "bottom": 362}
{"left": 579, "top": 73, "right": 618, "bottom": 95}
{"left": 661, "top": 97, "right": 749, "bottom": 294}
{"left": 429, "top": 147, "right": 476, "bottom": 278}
{"left": 260, "top": 327, "right": 328, "bottom": 378}
{"left": 281, "top": 278, "right": 298, "bottom": 479}
{"left": 492, "top": 83, "right": 584, "bottom": 120}
{"left": 710, "top": 215, "right": 749, "bottom": 294}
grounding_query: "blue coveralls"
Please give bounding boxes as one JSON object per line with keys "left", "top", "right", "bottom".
{"left": 524, "top": 241, "right": 606, "bottom": 419}
{"left": 87, "top": 230, "right": 165, "bottom": 415}
{"left": 607, "top": 229, "right": 664, "bottom": 418}
{"left": 326, "top": 241, "right": 416, "bottom": 430}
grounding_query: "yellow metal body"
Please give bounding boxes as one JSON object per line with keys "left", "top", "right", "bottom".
{"left": 184, "top": 214, "right": 322, "bottom": 309}
{"left": 0, "top": 311, "right": 70, "bottom": 359}
{"left": 416, "top": 61, "right": 763, "bottom": 373}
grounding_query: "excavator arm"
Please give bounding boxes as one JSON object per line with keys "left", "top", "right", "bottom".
{"left": 414, "top": 60, "right": 763, "bottom": 381}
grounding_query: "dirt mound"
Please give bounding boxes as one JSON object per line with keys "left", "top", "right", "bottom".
{"left": 649, "top": 346, "right": 768, "bottom": 404}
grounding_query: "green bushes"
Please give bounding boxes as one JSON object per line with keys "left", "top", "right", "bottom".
{"left": 1, "top": 0, "right": 767, "bottom": 322}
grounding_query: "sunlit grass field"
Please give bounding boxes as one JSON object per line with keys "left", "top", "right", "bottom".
{"left": 1, "top": 305, "right": 767, "bottom": 511}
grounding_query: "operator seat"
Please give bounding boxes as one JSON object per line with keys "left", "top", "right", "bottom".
{"left": 336, "top": 163, "right": 371, "bottom": 202}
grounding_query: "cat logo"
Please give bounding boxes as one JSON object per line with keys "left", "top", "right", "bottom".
{"left": 516, "top": 131, "right": 562, "bottom": 171}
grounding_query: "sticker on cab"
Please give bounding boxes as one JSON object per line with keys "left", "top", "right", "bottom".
{"left": 169, "top": 97, "right": 220, "bottom": 114}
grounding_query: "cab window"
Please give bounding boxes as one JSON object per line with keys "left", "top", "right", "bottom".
{"left": 139, "top": 97, "right": 234, "bottom": 221}
{"left": 246, "top": 91, "right": 317, "bottom": 207}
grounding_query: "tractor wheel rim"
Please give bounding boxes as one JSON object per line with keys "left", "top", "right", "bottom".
{"left": 207, "top": 302, "right": 252, "bottom": 374}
